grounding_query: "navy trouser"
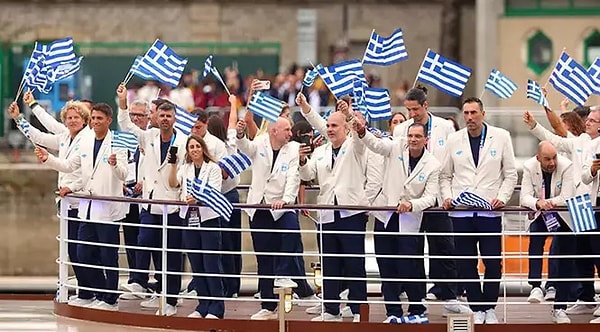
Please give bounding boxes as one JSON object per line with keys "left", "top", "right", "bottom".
{"left": 321, "top": 212, "right": 367, "bottom": 316}
{"left": 78, "top": 208, "right": 120, "bottom": 305}
{"left": 221, "top": 189, "right": 242, "bottom": 297}
{"left": 184, "top": 217, "right": 225, "bottom": 318}
{"left": 574, "top": 212, "right": 600, "bottom": 302}
{"left": 551, "top": 220, "right": 578, "bottom": 310}
{"left": 132, "top": 209, "right": 183, "bottom": 306}
{"left": 250, "top": 210, "right": 300, "bottom": 311}
{"left": 452, "top": 216, "right": 502, "bottom": 312}
{"left": 375, "top": 215, "right": 426, "bottom": 317}
{"left": 417, "top": 212, "right": 458, "bottom": 300}
{"left": 67, "top": 208, "right": 96, "bottom": 300}
{"left": 122, "top": 204, "right": 141, "bottom": 284}
{"left": 528, "top": 216, "right": 558, "bottom": 289}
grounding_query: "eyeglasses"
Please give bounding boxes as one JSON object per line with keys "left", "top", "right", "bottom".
{"left": 129, "top": 113, "right": 147, "bottom": 118}
{"left": 586, "top": 117, "right": 600, "bottom": 124}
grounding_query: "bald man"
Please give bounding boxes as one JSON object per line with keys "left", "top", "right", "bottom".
{"left": 236, "top": 116, "right": 301, "bottom": 320}
{"left": 520, "top": 141, "right": 575, "bottom": 324}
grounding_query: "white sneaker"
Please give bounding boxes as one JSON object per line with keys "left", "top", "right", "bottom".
{"left": 179, "top": 289, "right": 198, "bottom": 298}
{"left": 68, "top": 297, "right": 95, "bottom": 307}
{"left": 295, "top": 294, "right": 321, "bottom": 307}
{"left": 119, "top": 292, "right": 143, "bottom": 300}
{"left": 92, "top": 301, "right": 118, "bottom": 311}
{"left": 68, "top": 294, "right": 79, "bottom": 301}
{"left": 473, "top": 311, "right": 485, "bottom": 324}
{"left": 311, "top": 312, "right": 342, "bottom": 322}
{"left": 565, "top": 301, "right": 597, "bottom": 315}
{"left": 253, "top": 292, "right": 261, "bottom": 299}
{"left": 425, "top": 292, "right": 439, "bottom": 301}
{"left": 122, "top": 282, "right": 146, "bottom": 294}
{"left": 485, "top": 309, "right": 499, "bottom": 324}
{"left": 591, "top": 316, "right": 600, "bottom": 323}
{"left": 352, "top": 314, "right": 360, "bottom": 322}
{"left": 340, "top": 306, "right": 353, "bottom": 318}
{"left": 274, "top": 278, "right": 298, "bottom": 288}
{"left": 528, "top": 287, "right": 544, "bottom": 303}
{"left": 553, "top": 309, "right": 571, "bottom": 324}
{"left": 442, "top": 300, "right": 472, "bottom": 316}
{"left": 545, "top": 287, "right": 556, "bottom": 301}
{"left": 141, "top": 296, "right": 160, "bottom": 308}
{"left": 187, "top": 311, "right": 202, "bottom": 318}
{"left": 339, "top": 289, "right": 349, "bottom": 300}
{"left": 305, "top": 304, "right": 323, "bottom": 315}
{"left": 383, "top": 315, "right": 399, "bottom": 323}
{"left": 155, "top": 304, "right": 177, "bottom": 316}
{"left": 205, "top": 313, "right": 219, "bottom": 319}
{"left": 250, "top": 309, "right": 277, "bottom": 320}
{"left": 594, "top": 306, "right": 600, "bottom": 317}
{"left": 85, "top": 299, "right": 102, "bottom": 308}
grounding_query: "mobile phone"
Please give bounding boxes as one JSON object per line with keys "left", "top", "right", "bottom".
{"left": 595, "top": 153, "right": 600, "bottom": 160}
{"left": 298, "top": 135, "right": 314, "bottom": 152}
{"left": 168, "top": 146, "right": 178, "bottom": 164}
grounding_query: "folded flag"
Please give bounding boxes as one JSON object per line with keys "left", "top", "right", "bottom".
{"left": 451, "top": 191, "right": 492, "bottom": 210}
{"left": 303, "top": 66, "right": 320, "bottom": 87}
{"left": 566, "top": 193, "right": 597, "bottom": 232}
{"left": 202, "top": 55, "right": 214, "bottom": 79}
{"left": 111, "top": 130, "right": 138, "bottom": 153}
{"left": 218, "top": 153, "right": 252, "bottom": 179}
{"left": 362, "top": 28, "right": 409, "bottom": 66}
{"left": 247, "top": 91, "right": 283, "bottom": 123}
{"left": 541, "top": 212, "right": 560, "bottom": 232}
{"left": 484, "top": 69, "right": 518, "bottom": 99}
{"left": 15, "top": 116, "right": 31, "bottom": 139}
{"left": 187, "top": 178, "right": 234, "bottom": 221}
{"left": 526, "top": 79, "right": 549, "bottom": 108}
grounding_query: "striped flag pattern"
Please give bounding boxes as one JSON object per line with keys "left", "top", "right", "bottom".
{"left": 303, "top": 66, "right": 320, "bottom": 87}
{"left": 247, "top": 91, "right": 283, "bottom": 123}
{"left": 47, "top": 57, "right": 82, "bottom": 82}
{"left": 130, "top": 55, "right": 155, "bottom": 81}
{"left": 174, "top": 104, "right": 198, "bottom": 136}
{"left": 202, "top": 55, "right": 213, "bottom": 79}
{"left": 24, "top": 38, "right": 81, "bottom": 94}
{"left": 362, "top": 28, "right": 409, "bottom": 66}
{"left": 549, "top": 52, "right": 596, "bottom": 106}
{"left": 416, "top": 49, "right": 472, "bottom": 97}
{"left": 364, "top": 87, "right": 392, "bottom": 120}
{"left": 587, "top": 57, "right": 600, "bottom": 95}
{"left": 136, "top": 40, "right": 188, "bottom": 88}
{"left": 187, "top": 178, "right": 234, "bottom": 221}
{"left": 317, "top": 60, "right": 368, "bottom": 98}
{"left": 484, "top": 69, "right": 518, "bottom": 99}
{"left": 566, "top": 193, "right": 597, "bottom": 232}
{"left": 218, "top": 153, "right": 252, "bottom": 179}
{"left": 451, "top": 191, "right": 492, "bottom": 210}
{"left": 14, "top": 116, "right": 31, "bottom": 138}
{"left": 111, "top": 130, "right": 138, "bottom": 153}
{"left": 37, "top": 38, "right": 77, "bottom": 67}
{"left": 526, "top": 79, "right": 550, "bottom": 108}
{"left": 541, "top": 212, "right": 560, "bottom": 232}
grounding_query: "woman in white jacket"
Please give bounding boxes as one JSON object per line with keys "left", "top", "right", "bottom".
{"left": 168, "top": 135, "right": 225, "bottom": 319}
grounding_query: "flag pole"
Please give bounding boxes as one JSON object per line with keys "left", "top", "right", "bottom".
{"left": 543, "top": 47, "right": 566, "bottom": 90}
{"left": 211, "top": 66, "right": 231, "bottom": 96}
{"left": 307, "top": 58, "right": 339, "bottom": 101}
{"left": 361, "top": 29, "right": 375, "bottom": 65}
{"left": 479, "top": 87, "right": 486, "bottom": 100}
{"left": 412, "top": 48, "right": 430, "bottom": 89}
{"left": 123, "top": 39, "right": 157, "bottom": 85}
{"left": 14, "top": 42, "right": 38, "bottom": 103}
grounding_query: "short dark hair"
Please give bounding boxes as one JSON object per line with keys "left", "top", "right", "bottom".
{"left": 405, "top": 86, "right": 428, "bottom": 105}
{"left": 157, "top": 102, "right": 176, "bottom": 112}
{"left": 191, "top": 108, "right": 209, "bottom": 123}
{"left": 91, "top": 103, "right": 113, "bottom": 118}
{"left": 573, "top": 105, "right": 590, "bottom": 119}
{"left": 207, "top": 115, "right": 227, "bottom": 142}
{"left": 291, "top": 121, "right": 313, "bottom": 141}
{"left": 151, "top": 98, "right": 168, "bottom": 108}
{"left": 462, "top": 97, "right": 484, "bottom": 111}
{"left": 408, "top": 122, "right": 427, "bottom": 135}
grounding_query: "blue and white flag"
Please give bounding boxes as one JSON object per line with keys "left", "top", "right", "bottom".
{"left": 526, "top": 79, "right": 549, "bottom": 108}
{"left": 136, "top": 40, "right": 188, "bottom": 88}
{"left": 362, "top": 28, "right": 409, "bottom": 66}
{"left": 111, "top": 130, "right": 138, "bottom": 153}
{"left": 46, "top": 56, "right": 82, "bottom": 82}
{"left": 484, "top": 69, "right": 518, "bottom": 99}
{"left": 451, "top": 191, "right": 492, "bottom": 210}
{"left": 175, "top": 104, "right": 198, "bottom": 136}
{"left": 218, "top": 153, "right": 252, "bottom": 179}
{"left": 247, "top": 91, "right": 283, "bottom": 123}
{"left": 24, "top": 63, "right": 51, "bottom": 94}
{"left": 130, "top": 55, "right": 155, "bottom": 81}
{"left": 364, "top": 87, "right": 392, "bottom": 120}
{"left": 37, "top": 38, "right": 77, "bottom": 67}
{"left": 303, "top": 66, "right": 320, "bottom": 87}
{"left": 317, "top": 60, "right": 367, "bottom": 98}
{"left": 416, "top": 49, "right": 472, "bottom": 97}
{"left": 202, "top": 55, "right": 214, "bottom": 79}
{"left": 15, "top": 116, "right": 31, "bottom": 138}
{"left": 541, "top": 212, "right": 560, "bottom": 232}
{"left": 587, "top": 57, "right": 600, "bottom": 95}
{"left": 549, "top": 52, "right": 596, "bottom": 106}
{"left": 367, "top": 127, "right": 390, "bottom": 138}
{"left": 351, "top": 78, "right": 368, "bottom": 115}
{"left": 566, "top": 193, "right": 597, "bottom": 232}
{"left": 187, "top": 178, "right": 234, "bottom": 221}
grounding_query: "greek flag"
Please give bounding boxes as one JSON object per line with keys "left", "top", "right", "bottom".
{"left": 46, "top": 57, "right": 82, "bottom": 82}
{"left": 362, "top": 28, "right": 409, "bottom": 66}
{"left": 484, "top": 69, "right": 518, "bottom": 99}
{"left": 566, "top": 193, "right": 597, "bottom": 232}
{"left": 15, "top": 117, "right": 31, "bottom": 138}
{"left": 130, "top": 56, "right": 155, "bottom": 81}
{"left": 247, "top": 91, "right": 283, "bottom": 123}
{"left": 367, "top": 127, "right": 390, "bottom": 138}
{"left": 541, "top": 212, "right": 560, "bottom": 232}
{"left": 303, "top": 66, "right": 320, "bottom": 87}
{"left": 416, "top": 49, "right": 472, "bottom": 97}
{"left": 36, "top": 38, "right": 77, "bottom": 67}
{"left": 549, "top": 52, "right": 596, "bottom": 106}
{"left": 24, "top": 63, "right": 51, "bottom": 94}
{"left": 111, "top": 130, "right": 138, "bottom": 153}
{"left": 136, "top": 40, "right": 188, "bottom": 88}
{"left": 175, "top": 104, "right": 198, "bottom": 136}
{"left": 587, "top": 57, "right": 600, "bottom": 95}
{"left": 187, "top": 178, "right": 234, "bottom": 221}
{"left": 317, "top": 60, "right": 367, "bottom": 98}
{"left": 364, "top": 87, "right": 392, "bottom": 120}
{"left": 202, "top": 55, "right": 213, "bottom": 79}
{"left": 351, "top": 78, "right": 369, "bottom": 115}
{"left": 218, "top": 153, "right": 252, "bottom": 179}
{"left": 526, "top": 80, "right": 549, "bottom": 108}
{"left": 451, "top": 191, "right": 492, "bottom": 210}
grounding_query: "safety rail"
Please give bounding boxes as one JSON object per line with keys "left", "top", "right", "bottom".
{"left": 54, "top": 192, "right": 600, "bottom": 327}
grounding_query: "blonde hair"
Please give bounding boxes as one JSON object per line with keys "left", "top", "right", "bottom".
{"left": 60, "top": 101, "right": 91, "bottom": 124}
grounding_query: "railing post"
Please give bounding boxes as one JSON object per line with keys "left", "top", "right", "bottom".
{"left": 57, "top": 198, "right": 69, "bottom": 303}
{"left": 159, "top": 203, "right": 169, "bottom": 314}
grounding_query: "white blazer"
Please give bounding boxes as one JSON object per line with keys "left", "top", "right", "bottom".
{"left": 360, "top": 131, "right": 440, "bottom": 231}
{"left": 393, "top": 113, "right": 455, "bottom": 162}
{"left": 440, "top": 124, "right": 518, "bottom": 217}
{"left": 175, "top": 161, "right": 222, "bottom": 222}
{"left": 237, "top": 134, "right": 300, "bottom": 220}
{"left": 44, "top": 130, "right": 129, "bottom": 222}
{"left": 530, "top": 123, "right": 591, "bottom": 195}
{"left": 118, "top": 108, "right": 188, "bottom": 214}
{"left": 582, "top": 136, "right": 600, "bottom": 204}
{"left": 520, "top": 155, "right": 575, "bottom": 222}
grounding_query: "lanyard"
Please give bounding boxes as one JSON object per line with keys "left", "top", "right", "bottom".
{"left": 540, "top": 177, "right": 546, "bottom": 199}
{"left": 169, "top": 130, "right": 176, "bottom": 146}
{"left": 426, "top": 115, "right": 432, "bottom": 150}
{"left": 479, "top": 124, "right": 487, "bottom": 150}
